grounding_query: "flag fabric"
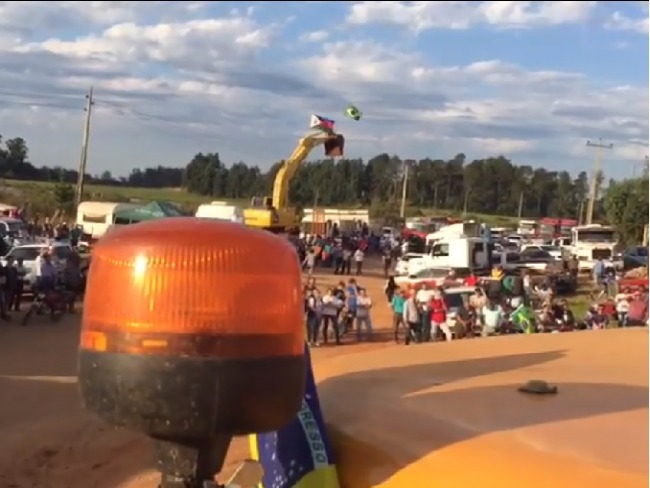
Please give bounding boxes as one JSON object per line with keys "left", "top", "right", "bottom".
{"left": 249, "top": 344, "right": 340, "bottom": 488}
{"left": 344, "top": 105, "right": 362, "bottom": 121}
{"left": 309, "top": 114, "right": 336, "bottom": 132}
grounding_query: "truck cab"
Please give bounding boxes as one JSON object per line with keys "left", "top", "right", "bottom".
{"left": 569, "top": 224, "right": 618, "bottom": 271}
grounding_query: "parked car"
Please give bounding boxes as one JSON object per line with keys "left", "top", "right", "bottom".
{"left": 623, "top": 246, "right": 648, "bottom": 270}
{"left": 521, "top": 244, "right": 564, "bottom": 260}
{"left": 395, "top": 267, "right": 451, "bottom": 290}
{"left": 394, "top": 252, "right": 427, "bottom": 276}
{"left": 1, "top": 242, "right": 73, "bottom": 289}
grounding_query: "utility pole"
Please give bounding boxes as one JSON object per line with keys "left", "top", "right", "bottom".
{"left": 517, "top": 191, "right": 524, "bottom": 219}
{"left": 462, "top": 188, "right": 471, "bottom": 215}
{"left": 585, "top": 138, "right": 613, "bottom": 225}
{"left": 399, "top": 160, "right": 412, "bottom": 219}
{"left": 75, "top": 87, "right": 95, "bottom": 209}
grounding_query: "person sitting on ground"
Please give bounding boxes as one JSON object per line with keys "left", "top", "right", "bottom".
{"left": 481, "top": 299, "right": 504, "bottom": 336}
{"left": 627, "top": 289, "right": 649, "bottom": 326}
{"left": 510, "top": 300, "right": 536, "bottom": 334}
{"left": 534, "top": 282, "right": 553, "bottom": 306}
{"left": 552, "top": 299, "right": 575, "bottom": 331}
{"left": 587, "top": 304, "right": 608, "bottom": 330}
{"left": 453, "top": 294, "right": 474, "bottom": 338}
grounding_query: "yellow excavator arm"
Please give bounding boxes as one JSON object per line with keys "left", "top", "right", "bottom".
{"left": 271, "top": 132, "right": 344, "bottom": 210}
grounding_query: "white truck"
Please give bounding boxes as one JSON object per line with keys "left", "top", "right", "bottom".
{"left": 568, "top": 224, "right": 620, "bottom": 271}
{"left": 407, "top": 235, "right": 491, "bottom": 275}
{"left": 195, "top": 202, "right": 245, "bottom": 223}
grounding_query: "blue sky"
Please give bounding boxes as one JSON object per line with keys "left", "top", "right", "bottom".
{"left": 0, "top": 1, "right": 647, "bottom": 177}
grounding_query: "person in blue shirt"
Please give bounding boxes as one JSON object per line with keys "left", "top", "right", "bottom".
{"left": 592, "top": 258, "right": 605, "bottom": 288}
{"left": 391, "top": 290, "right": 406, "bottom": 342}
{"left": 342, "top": 278, "right": 358, "bottom": 334}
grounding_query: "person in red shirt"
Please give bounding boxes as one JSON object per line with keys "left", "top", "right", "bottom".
{"left": 429, "top": 288, "right": 452, "bottom": 342}
{"left": 628, "top": 291, "right": 649, "bottom": 325}
{"left": 464, "top": 272, "right": 479, "bottom": 287}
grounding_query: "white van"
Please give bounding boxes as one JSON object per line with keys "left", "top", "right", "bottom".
{"left": 76, "top": 201, "right": 139, "bottom": 238}
{"left": 195, "top": 201, "right": 244, "bottom": 223}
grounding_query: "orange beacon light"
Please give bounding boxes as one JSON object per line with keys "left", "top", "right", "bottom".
{"left": 77, "top": 218, "right": 306, "bottom": 488}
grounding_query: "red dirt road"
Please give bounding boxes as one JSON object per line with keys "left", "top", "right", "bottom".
{"left": 0, "top": 265, "right": 646, "bottom": 488}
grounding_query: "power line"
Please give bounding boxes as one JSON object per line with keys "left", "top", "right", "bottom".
{"left": 584, "top": 138, "right": 613, "bottom": 225}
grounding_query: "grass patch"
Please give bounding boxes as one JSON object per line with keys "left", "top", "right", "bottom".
{"left": 0, "top": 178, "right": 523, "bottom": 227}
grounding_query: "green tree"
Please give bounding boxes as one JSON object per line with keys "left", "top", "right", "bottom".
{"left": 53, "top": 182, "right": 76, "bottom": 215}
{"left": 604, "top": 176, "right": 649, "bottom": 244}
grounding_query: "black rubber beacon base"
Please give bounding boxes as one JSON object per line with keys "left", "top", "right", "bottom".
{"left": 78, "top": 350, "right": 305, "bottom": 488}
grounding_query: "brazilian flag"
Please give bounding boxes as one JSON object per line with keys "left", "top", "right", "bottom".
{"left": 249, "top": 343, "right": 340, "bottom": 488}
{"left": 344, "top": 104, "right": 362, "bottom": 121}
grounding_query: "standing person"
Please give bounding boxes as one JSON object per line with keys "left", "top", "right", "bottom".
{"left": 305, "top": 289, "right": 322, "bottom": 347}
{"left": 13, "top": 257, "right": 26, "bottom": 312}
{"left": 384, "top": 276, "right": 398, "bottom": 303}
{"left": 353, "top": 247, "right": 365, "bottom": 275}
{"left": 402, "top": 293, "right": 421, "bottom": 345}
{"left": 415, "top": 283, "right": 433, "bottom": 342}
{"left": 592, "top": 258, "right": 605, "bottom": 290}
{"left": 4, "top": 256, "right": 18, "bottom": 315}
{"left": 381, "top": 247, "right": 393, "bottom": 277}
{"left": 429, "top": 288, "right": 452, "bottom": 342}
{"left": 391, "top": 289, "right": 406, "bottom": 343}
{"left": 355, "top": 288, "right": 373, "bottom": 341}
{"left": 615, "top": 288, "right": 631, "bottom": 327}
{"left": 343, "top": 279, "right": 358, "bottom": 334}
{"left": 342, "top": 247, "right": 352, "bottom": 275}
{"left": 303, "top": 249, "right": 316, "bottom": 275}
{"left": 321, "top": 288, "right": 342, "bottom": 344}
{"left": 0, "top": 262, "right": 8, "bottom": 320}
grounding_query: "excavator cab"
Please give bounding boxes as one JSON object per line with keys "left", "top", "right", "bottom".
{"left": 325, "top": 134, "right": 344, "bottom": 157}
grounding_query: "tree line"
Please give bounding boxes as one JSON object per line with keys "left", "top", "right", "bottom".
{"left": 1, "top": 133, "right": 647, "bottom": 243}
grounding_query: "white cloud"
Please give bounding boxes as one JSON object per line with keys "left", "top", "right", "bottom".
{"left": 0, "top": 1, "right": 646, "bottom": 177}
{"left": 300, "top": 30, "right": 329, "bottom": 42}
{"left": 347, "top": 1, "right": 597, "bottom": 31}
{"left": 605, "top": 10, "right": 650, "bottom": 34}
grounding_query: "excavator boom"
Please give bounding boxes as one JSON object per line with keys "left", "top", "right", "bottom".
{"left": 271, "top": 132, "right": 344, "bottom": 210}
{"left": 244, "top": 131, "right": 344, "bottom": 231}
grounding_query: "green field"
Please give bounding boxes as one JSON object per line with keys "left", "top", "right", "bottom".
{"left": 0, "top": 178, "right": 521, "bottom": 226}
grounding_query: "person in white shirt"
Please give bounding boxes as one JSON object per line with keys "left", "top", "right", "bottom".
{"left": 615, "top": 288, "right": 631, "bottom": 327}
{"left": 321, "top": 288, "right": 342, "bottom": 344}
{"left": 36, "top": 251, "right": 58, "bottom": 292}
{"left": 402, "top": 295, "right": 421, "bottom": 344}
{"left": 355, "top": 288, "right": 373, "bottom": 341}
{"left": 415, "top": 283, "right": 433, "bottom": 341}
{"left": 353, "top": 248, "right": 364, "bottom": 275}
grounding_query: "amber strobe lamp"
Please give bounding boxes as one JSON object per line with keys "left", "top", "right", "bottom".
{"left": 78, "top": 218, "right": 306, "bottom": 487}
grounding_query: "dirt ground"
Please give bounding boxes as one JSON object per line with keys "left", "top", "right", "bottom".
{"left": 0, "top": 261, "right": 647, "bottom": 488}
{"left": 0, "top": 263, "right": 396, "bottom": 488}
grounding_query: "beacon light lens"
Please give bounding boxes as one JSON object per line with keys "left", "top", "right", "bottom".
{"left": 80, "top": 218, "right": 304, "bottom": 358}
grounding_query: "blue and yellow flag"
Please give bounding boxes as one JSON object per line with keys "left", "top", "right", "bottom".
{"left": 249, "top": 344, "right": 340, "bottom": 488}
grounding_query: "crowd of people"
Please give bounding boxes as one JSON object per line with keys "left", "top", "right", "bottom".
{"left": 301, "top": 259, "right": 649, "bottom": 348}
{"left": 0, "top": 244, "right": 82, "bottom": 322}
